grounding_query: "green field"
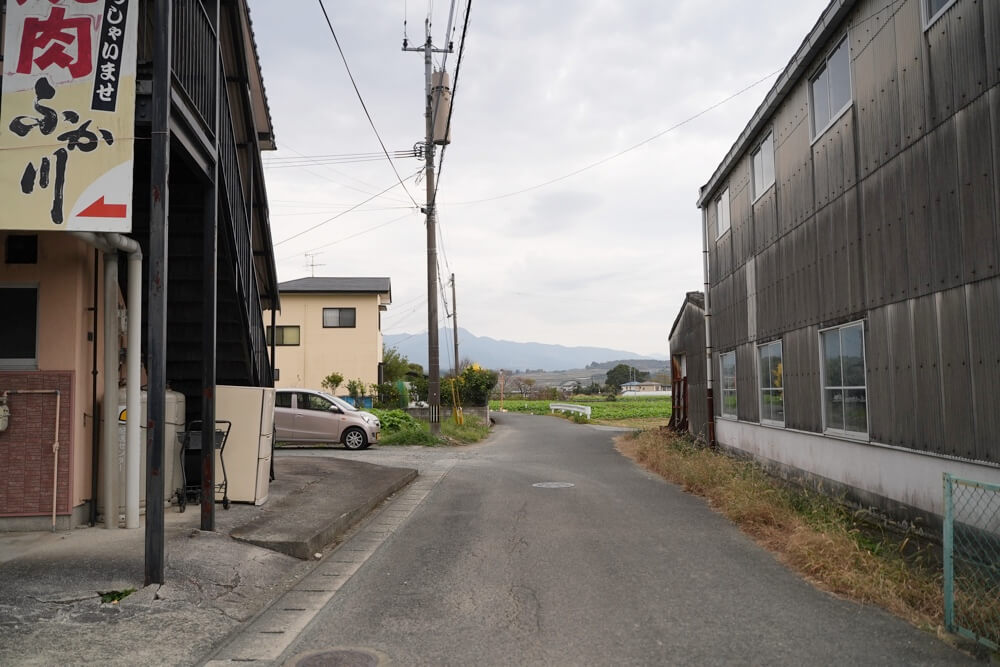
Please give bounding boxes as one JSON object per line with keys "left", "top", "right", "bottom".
{"left": 490, "top": 395, "right": 671, "bottom": 427}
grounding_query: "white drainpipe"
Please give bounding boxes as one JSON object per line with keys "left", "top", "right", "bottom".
{"left": 71, "top": 232, "right": 142, "bottom": 529}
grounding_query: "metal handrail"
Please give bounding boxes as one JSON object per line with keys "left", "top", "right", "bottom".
{"left": 171, "top": 0, "right": 217, "bottom": 134}
{"left": 550, "top": 403, "right": 592, "bottom": 419}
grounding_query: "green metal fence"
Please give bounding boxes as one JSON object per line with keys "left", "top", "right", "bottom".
{"left": 943, "top": 473, "right": 1000, "bottom": 651}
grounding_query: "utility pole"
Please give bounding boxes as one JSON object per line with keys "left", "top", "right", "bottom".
{"left": 450, "top": 273, "right": 459, "bottom": 376}
{"left": 404, "top": 20, "right": 451, "bottom": 434}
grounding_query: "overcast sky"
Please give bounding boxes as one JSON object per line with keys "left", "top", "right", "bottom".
{"left": 248, "top": 0, "right": 829, "bottom": 360}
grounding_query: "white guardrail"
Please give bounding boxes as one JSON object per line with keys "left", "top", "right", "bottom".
{"left": 549, "top": 403, "right": 591, "bottom": 419}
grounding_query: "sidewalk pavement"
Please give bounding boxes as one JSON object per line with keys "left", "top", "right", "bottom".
{"left": 0, "top": 454, "right": 416, "bottom": 667}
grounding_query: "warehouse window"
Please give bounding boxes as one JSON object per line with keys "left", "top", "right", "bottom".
{"left": 0, "top": 286, "right": 38, "bottom": 369}
{"left": 720, "top": 351, "right": 737, "bottom": 418}
{"left": 758, "top": 340, "right": 784, "bottom": 426}
{"left": 266, "top": 325, "right": 300, "bottom": 346}
{"left": 821, "top": 321, "right": 868, "bottom": 437}
{"left": 716, "top": 188, "right": 731, "bottom": 238}
{"left": 810, "top": 35, "right": 851, "bottom": 138}
{"left": 322, "top": 308, "right": 356, "bottom": 328}
{"left": 751, "top": 132, "right": 774, "bottom": 200}
{"left": 923, "top": 0, "right": 957, "bottom": 28}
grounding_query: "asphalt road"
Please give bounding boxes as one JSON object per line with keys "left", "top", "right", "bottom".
{"left": 274, "top": 413, "right": 973, "bottom": 666}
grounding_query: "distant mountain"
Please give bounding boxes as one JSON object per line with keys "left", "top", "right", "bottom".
{"left": 384, "top": 328, "right": 665, "bottom": 372}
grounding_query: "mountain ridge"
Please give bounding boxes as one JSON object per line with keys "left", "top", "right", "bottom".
{"left": 384, "top": 328, "right": 666, "bottom": 372}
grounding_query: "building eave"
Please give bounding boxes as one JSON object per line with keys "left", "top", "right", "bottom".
{"left": 697, "top": 0, "right": 860, "bottom": 208}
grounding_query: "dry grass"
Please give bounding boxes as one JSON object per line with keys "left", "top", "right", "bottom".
{"left": 617, "top": 428, "right": 949, "bottom": 633}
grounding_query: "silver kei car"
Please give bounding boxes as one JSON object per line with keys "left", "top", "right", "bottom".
{"left": 274, "top": 389, "right": 380, "bottom": 449}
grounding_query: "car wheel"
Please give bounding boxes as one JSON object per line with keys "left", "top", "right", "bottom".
{"left": 343, "top": 427, "right": 368, "bottom": 450}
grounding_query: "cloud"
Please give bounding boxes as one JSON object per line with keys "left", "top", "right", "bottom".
{"left": 250, "top": 0, "right": 830, "bottom": 357}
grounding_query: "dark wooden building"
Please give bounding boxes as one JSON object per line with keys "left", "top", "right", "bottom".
{"left": 667, "top": 292, "right": 707, "bottom": 439}
{"left": 696, "top": 0, "right": 1000, "bottom": 523}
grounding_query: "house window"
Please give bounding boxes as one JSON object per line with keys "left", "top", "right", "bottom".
{"left": 0, "top": 286, "right": 38, "bottom": 369}
{"left": 923, "top": 0, "right": 957, "bottom": 28}
{"left": 266, "top": 325, "right": 300, "bottom": 346}
{"left": 323, "top": 307, "right": 356, "bottom": 328}
{"left": 720, "top": 351, "right": 737, "bottom": 418}
{"left": 758, "top": 340, "right": 784, "bottom": 426}
{"left": 821, "top": 321, "right": 868, "bottom": 437}
{"left": 716, "top": 188, "right": 731, "bottom": 238}
{"left": 810, "top": 36, "right": 851, "bottom": 137}
{"left": 751, "top": 132, "right": 774, "bottom": 200}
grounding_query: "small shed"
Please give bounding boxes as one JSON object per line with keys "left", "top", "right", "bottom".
{"left": 667, "top": 292, "right": 707, "bottom": 438}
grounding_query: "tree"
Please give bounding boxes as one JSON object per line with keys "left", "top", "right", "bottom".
{"left": 382, "top": 347, "right": 411, "bottom": 383}
{"left": 455, "top": 364, "right": 499, "bottom": 406}
{"left": 604, "top": 364, "right": 649, "bottom": 393}
{"left": 321, "top": 372, "right": 344, "bottom": 394}
{"left": 346, "top": 378, "right": 366, "bottom": 404}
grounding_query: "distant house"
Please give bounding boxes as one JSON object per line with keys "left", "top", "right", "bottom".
{"left": 620, "top": 381, "right": 664, "bottom": 393}
{"left": 667, "top": 292, "right": 707, "bottom": 437}
{"left": 692, "top": 0, "right": 1000, "bottom": 526}
{"left": 264, "top": 278, "right": 391, "bottom": 392}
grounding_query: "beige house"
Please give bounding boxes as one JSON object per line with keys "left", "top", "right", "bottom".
{"left": 266, "top": 278, "right": 392, "bottom": 393}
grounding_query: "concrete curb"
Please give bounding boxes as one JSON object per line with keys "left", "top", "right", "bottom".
{"left": 230, "top": 461, "right": 417, "bottom": 560}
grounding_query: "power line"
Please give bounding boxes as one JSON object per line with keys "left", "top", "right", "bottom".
{"left": 317, "top": 0, "right": 420, "bottom": 208}
{"left": 273, "top": 143, "right": 414, "bottom": 204}
{"left": 273, "top": 172, "right": 421, "bottom": 247}
{"left": 443, "top": 67, "right": 784, "bottom": 206}
{"left": 277, "top": 209, "right": 419, "bottom": 260}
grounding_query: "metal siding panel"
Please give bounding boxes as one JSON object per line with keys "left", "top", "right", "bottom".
{"left": 926, "top": 117, "right": 964, "bottom": 290}
{"left": 803, "top": 324, "right": 823, "bottom": 432}
{"left": 939, "top": 287, "right": 975, "bottom": 459}
{"left": 816, "top": 206, "right": 838, "bottom": 322}
{"left": 873, "top": 18, "right": 902, "bottom": 166}
{"left": 966, "top": 278, "right": 1000, "bottom": 463}
{"left": 802, "top": 215, "right": 820, "bottom": 328}
{"left": 718, "top": 229, "right": 733, "bottom": 281}
{"left": 912, "top": 294, "right": 944, "bottom": 453}
{"left": 956, "top": 95, "right": 998, "bottom": 282}
{"left": 994, "top": 89, "right": 1000, "bottom": 280}
{"left": 894, "top": 0, "right": 927, "bottom": 148}
{"left": 844, "top": 186, "right": 867, "bottom": 316}
{"left": 925, "top": 11, "right": 956, "bottom": 127}
{"left": 887, "top": 300, "right": 917, "bottom": 448}
{"left": 880, "top": 154, "right": 910, "bottom": 302}
{"left": 735, "top": 264, "right": 748, "bottom": 344}
{"left": 785, "top": 328, "right": 802, "bottom": 430}
{"left": 986, "top": 0, "right": 1000, "bottom": 88}
{"left": 860, "top": 173, "right": 885, "bottom": 308}
{"left": 948, "top": 0, "right": 987, "bottom": 113}
{"left": 737, "top": 342, "right": 760, "bottom": 423}
{"left": 901, "top": 138, "right": 935, "bottom": 297}
{"left": 866, "top": 307, "right": 892, "bottom": 444}
{"left": 854, "top": 38, "right": 879, "bottom": 178}
{"left": 813, "top": 128, "right": 832, "bottom": 211}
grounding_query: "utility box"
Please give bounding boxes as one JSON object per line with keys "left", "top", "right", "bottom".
{"left": 432, "top": 69, "right": 452, "bottom": 145}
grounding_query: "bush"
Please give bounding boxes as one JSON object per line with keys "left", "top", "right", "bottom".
{"left": 455, "top": 364, "right": 499, "bottom": 406}
{"left": 370, "top": 409, "right": 422, "bottom": 433}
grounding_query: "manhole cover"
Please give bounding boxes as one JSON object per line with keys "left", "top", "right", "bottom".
{"left": 532, "top": 482, "right": 575, "bottom": 488}
{"left": 289, "top": 648, "right": 382, "bottom": 667}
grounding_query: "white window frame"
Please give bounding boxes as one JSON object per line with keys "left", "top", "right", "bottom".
{"left": 757, "top": 339, "right": 784, "bottom": 427}
{"left": 720, "top": 350, "right": 737, "bottom": 419}
{"left": 751, "top": 132, "right": 775, "bottom": 202}
{"left": 819, "top": 320, "right": 869, "bottom": 439}
{"left": 716, "top": 188, "right": 731, "bottom": 239}
{"left": 0, "top": 283, "right": 39, "bottom": 370}
{"left": 809, "top": 34, "right": 852, "bottom": 141}
{"left": 922, "top": 0, "right": 957, "bottom": 30}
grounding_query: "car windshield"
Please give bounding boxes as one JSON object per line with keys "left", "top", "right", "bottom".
{"left": 320, "top": 392, "right": 359, "bottom": 412}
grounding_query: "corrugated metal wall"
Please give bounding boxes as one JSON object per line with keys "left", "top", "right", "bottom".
{"left": 700, "top": 0, "right": 1000, "bottom": 464}
{"left": 668, "top": 302, "right": 708, "bottom": 439}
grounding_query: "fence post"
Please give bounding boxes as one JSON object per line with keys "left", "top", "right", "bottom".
{"left": 942, "top": 472, "right": 955, "bottom": 632}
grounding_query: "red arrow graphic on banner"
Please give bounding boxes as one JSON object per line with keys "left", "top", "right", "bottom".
{"left": 78, "top": 196, "right": 128, "bottom": 218}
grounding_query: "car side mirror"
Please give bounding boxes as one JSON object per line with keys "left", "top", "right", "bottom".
{"left": 329, "top": 406, "right": 342, "bottom": 414}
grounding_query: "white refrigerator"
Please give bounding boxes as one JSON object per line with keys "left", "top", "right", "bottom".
{"left": 214, "top": 385, "right": 274, "bottom": 505}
